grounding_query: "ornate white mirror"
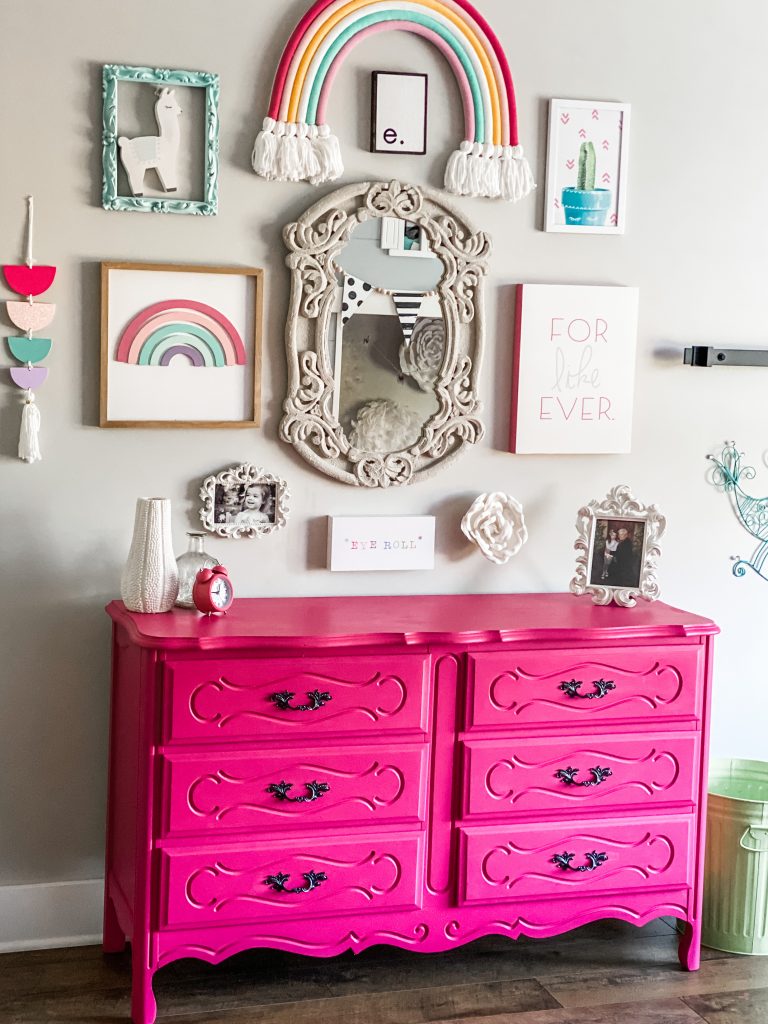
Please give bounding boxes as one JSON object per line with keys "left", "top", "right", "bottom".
{"left": 280, "top": 180, "right": 490, "bottom": 487}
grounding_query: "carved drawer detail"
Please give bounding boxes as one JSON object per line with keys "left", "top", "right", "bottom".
{"left": 159, "top": 834, "right": 424, "bottom": 926}
{"left": 460, "top": 816, "right": 694, "bottom": 905}
{"left": 468, "top": 646, "right": 702, "bottom": 730}
{"left": 164, "top": 654, "right": 430, "bottom": 741}
{"left": 160, "top": 745, "right": 429, "bottom": 837}
{"left": 463, "top": 733, "right": 698, "bottom": 818}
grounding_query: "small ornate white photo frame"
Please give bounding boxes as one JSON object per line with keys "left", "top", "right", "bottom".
{"left": 570, "top": 485, "right": 665, "bottom": 607}
{"left": 199, "top": 464, "right": 290, "bottom": 539}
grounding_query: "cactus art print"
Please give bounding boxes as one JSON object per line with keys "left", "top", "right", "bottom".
{"left": 544, "top": 99, "right": 631, "bottom": 234}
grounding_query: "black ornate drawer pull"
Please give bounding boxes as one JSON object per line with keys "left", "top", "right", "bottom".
{"left": 552, "top": 850, "right": 609, "bottom": 872}
{"left": 269, "top": 689, "right": 332, "bottom": 712}
{"left": 267, "top": 780, "right": 330, "bottom": 803}
{"left": 555, "top": 766, "right": 613, "bottom": 787}
{"left": 559, "top": 678, "right": 616, "bottom": 700}
{"left": 265, "top": 870, "right": 327, "bottom": 894}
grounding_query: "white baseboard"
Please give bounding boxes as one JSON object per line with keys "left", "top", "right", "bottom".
{"left": 0, "top": 879, "right": 104, "bottom": 952}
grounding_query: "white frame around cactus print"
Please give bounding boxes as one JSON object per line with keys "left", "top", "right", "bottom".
{"left": 544, "top": 99, "right": 631, "bottom": 235}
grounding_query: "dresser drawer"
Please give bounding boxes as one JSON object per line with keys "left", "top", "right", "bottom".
{"left": 159, "top": 833, "right": 423, "bottom": 927}
{"left": 467, "top": 645, "right": 702, "bottom": 731}
{"left": 160, "top": 744, "right": 429, "bottom": 837}
{"left": 460, "top": 815, "right": 694, "bottom": 905}
{"left": 163, "top": 653, "right": 430, "bottom": 742}
{"left": 463, "top": 733, "right": 699, "bottom": 819}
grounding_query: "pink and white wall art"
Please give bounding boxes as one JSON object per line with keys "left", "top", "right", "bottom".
{"left": 510, "top": 283, "right": 639, "bottom": 454}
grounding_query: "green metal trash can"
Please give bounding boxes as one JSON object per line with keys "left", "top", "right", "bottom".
{"left": 703, "top": 758, "right": 768, "bottom": 955}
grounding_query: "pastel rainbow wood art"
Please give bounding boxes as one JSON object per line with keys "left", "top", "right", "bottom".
{"left": 3, "top": 196, "right": 55, "bottom": 463}
{"left": 251, "top": 0, "right": 534, "bottom": 201}
{"left": 115, "top": 300, "right": 247, "bottom": 368}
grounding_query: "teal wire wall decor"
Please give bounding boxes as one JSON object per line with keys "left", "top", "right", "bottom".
{"left": 708, "top": 442, "right": 768, "bottom": 581}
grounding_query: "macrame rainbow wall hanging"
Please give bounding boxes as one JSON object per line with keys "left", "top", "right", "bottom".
{"left": 252, "top": 0, "right": 534, "bottom": 202}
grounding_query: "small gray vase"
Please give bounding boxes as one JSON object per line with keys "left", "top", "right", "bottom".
{"left": 121, "top": 497, "right": 179, "bottom": 613}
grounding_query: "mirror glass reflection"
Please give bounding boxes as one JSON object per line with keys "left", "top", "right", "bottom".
{"left": 331, "top": 217, "right": 445, "bottom": 452}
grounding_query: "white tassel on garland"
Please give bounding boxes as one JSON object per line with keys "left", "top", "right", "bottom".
{"left": 19, "top": 391, "right": 41, "bottom": 463}
{"left": 444, "top": 140, "right": 535, "bottom": 202}
{"left": 252, "top": 117, "right": 344, "bottom": 185}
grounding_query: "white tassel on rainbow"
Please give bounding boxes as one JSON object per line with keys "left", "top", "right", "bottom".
{"left": 2, "top": 196, "right": 56, "bottom": 463}
{"left": 251, "top": 0, "right": 535, "bottom": 203}
{"left": 444, "top": 141, "right": 535, "bottom": 201}
{"left": 252, "top": 117, "right": 343, "bottom": 186}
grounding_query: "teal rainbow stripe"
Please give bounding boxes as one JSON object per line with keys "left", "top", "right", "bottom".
{"left": 305, "top": 10, "right": 485, "bottom": 142}
{"left": 137, "top": 323, "right": 225, "bottom": 367}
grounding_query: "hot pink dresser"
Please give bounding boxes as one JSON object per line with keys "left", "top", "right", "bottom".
{"left": 104, "top": 593, "right": 717, "bottom": 1024}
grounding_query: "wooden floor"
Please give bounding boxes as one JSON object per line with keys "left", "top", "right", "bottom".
{"left": 2, "top": 919, "right": 767, "bottom": 1024}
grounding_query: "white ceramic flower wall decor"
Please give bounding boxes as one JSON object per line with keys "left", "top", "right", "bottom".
{"left": 461, "top": 492, "right": 528, "bottom": 565}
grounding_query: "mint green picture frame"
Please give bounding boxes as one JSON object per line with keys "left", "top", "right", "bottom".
{"left": 102, "top": 64, "right": 219, "bottom": 215}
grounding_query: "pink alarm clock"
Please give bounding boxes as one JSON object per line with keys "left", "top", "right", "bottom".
{"left": 192, "top": 565, "right": 234, "bottom": 615}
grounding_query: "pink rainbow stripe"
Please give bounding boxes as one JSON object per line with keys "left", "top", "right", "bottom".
{"left": 115, "top": 300, "right": 246, "bottom": 365}
{"left": 317, "top": 21, "right": 473, "bottom": 138}
{"left": 121, "top": 308, "right": 240, "bottom": 366}
{"left": 266, "top": 0, "right": 519, "bottom": 145}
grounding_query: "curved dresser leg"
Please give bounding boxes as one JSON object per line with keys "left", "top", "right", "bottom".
{"left": 131, "top": 957, "right": 157, "bottom": 1024}
{"left": 102, "top": 892, "right": 126, "bottom": 953}
{"left": 678, "top": 920, "right": 701, "bottom": 971}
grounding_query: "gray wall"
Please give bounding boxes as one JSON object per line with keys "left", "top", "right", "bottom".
{"left": 1, "top": 0, "right": 766, "bottom": 891}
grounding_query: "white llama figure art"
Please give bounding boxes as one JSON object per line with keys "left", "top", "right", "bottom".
{"left": 118, "top": 88, "right": 182, "bottom": 197}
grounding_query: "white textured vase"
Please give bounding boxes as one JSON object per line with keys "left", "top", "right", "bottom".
{"left": 120, "top": 498, "right": 179, "bottom": 613}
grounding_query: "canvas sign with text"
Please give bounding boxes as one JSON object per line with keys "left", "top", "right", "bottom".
{"left": 327, "top": 516, "right": 435, "bottom": 571}
{"left": 509, "top": 284, "right": 639, "bottom": 454}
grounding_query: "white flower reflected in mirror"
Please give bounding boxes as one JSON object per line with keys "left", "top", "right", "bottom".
{"left": 399, "top": 317, "right": 445, "bottom": 391}
{"left": 461, "top": 492, "right": 528, "bottom": 565}
{"left": 349, "top": 398, "right": 424, "bottom": 452}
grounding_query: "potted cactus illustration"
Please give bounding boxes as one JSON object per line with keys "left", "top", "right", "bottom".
{"left": 562, "top": 141, "right": 612, "bottom": 226}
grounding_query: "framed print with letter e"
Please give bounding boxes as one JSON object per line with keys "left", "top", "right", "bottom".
{"left": 371, "top": 71, "right": 428, "bottom": 155}
{"left": 100, "top": 262, "right": 263, "bottom": 427}
{"left": 509, "top": 283, "right": 639, "bottom": 454}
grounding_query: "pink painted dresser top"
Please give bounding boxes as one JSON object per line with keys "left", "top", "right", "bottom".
{"left": 106, "top": 593, "right": 718, "bottom": 651}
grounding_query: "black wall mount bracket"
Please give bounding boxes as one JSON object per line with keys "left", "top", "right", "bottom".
{"left": 684, "top": 346, "right": 768, "bottom": 367}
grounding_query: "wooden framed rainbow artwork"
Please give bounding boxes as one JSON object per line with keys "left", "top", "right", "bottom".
{"left": 100, "top": 262, "right": 263, "bottom": 428}
{"left": 250, "top": 0, "right": 534, "bottom": 202}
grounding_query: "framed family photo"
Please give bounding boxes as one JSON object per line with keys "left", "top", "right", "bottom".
{"left": 570, "top": 485, "right": 665, "bottom": 607}
{"left": 100, "top": 262, "right": 263, "bottom": 427}
{"left": 199, "top": 463, "right": 290, "bottom": 539}
{"left": 544, "top": 98, "right": 631, "bottom": 234}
